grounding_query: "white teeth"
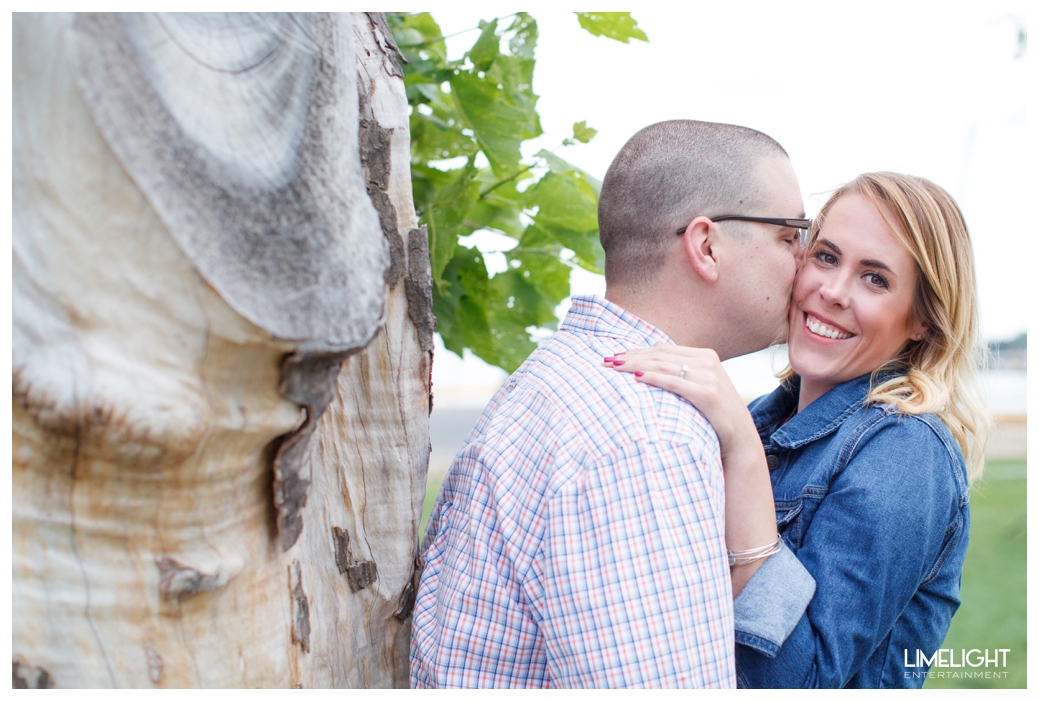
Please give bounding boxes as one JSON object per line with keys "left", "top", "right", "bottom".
{"left": 806, "top": 315, "right": 853, "bottom": 340}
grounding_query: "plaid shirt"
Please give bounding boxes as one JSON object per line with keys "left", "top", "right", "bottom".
{"left": 410, "top": 296, "right": 735, "bottom": 688}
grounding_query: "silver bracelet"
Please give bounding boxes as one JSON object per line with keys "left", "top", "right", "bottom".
{"left": 728, "top": 536, "right": 783, "bottom": 568}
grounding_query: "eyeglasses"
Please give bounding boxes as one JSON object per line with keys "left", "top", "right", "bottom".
{"left": 677, "top": 215, "right": 813, "bottom": 246}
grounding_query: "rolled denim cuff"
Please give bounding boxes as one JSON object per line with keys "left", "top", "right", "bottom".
{"left": 733, "top": 545, "right": 816, "bottom": 658}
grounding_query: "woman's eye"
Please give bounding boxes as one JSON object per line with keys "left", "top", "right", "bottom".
{"left": 814, "top": 250, "right": 838, "bottom": 266}
{"left": 865, "top": 272, "right": 889, "bottom": 289}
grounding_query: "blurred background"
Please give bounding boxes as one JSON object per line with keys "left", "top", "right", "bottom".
{"left": 417, "top": 3, "right": 1027, "bottom": 688}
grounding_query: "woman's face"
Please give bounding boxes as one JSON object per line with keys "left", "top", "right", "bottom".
{"left": 788, "top": 193, "right": 927, "bottom": 407}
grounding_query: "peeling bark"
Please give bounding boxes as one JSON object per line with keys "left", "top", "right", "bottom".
{"left": 13, "top": 659, "right": 55, "bottom": 689}
{"left": 405, "top": 226, "right": 436, "bottom": 354}
{"left": 156, "top": 557, "right": 223, "bottom": 602}
{"left": 333, "top": 526, "right": 379, "bottom": 592}
{"left": 288, "top": 562, "right": 312, "bottom": 654}
{"left": 363, "top": 13, "right": 407, "bottom": 77}
{"left": 270, "top": 350, "right": 354, "bottom": 550}
{"left": 405, "top": 226, "right": 436, "bottom": 416}
{"left": 394, "top": 555, "right": 423, "bottom": 622}
{"left": 359, "top": 85, "right": 406, "bottom": 289}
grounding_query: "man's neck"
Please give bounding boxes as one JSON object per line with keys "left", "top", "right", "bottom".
{"left": 605, "top": 286, "right": 712, "bottom": 350}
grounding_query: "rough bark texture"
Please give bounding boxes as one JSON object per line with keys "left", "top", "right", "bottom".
{"left": 12, "top": 12, "right": 430, "bottom": 688}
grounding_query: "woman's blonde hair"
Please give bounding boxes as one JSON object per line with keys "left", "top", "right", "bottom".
{"left": 800, "top": 172, "right": 991, "bottom": 481}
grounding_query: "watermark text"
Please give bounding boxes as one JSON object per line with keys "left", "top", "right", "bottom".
{"left": 903, "top": 648, "right": 1011, "bottom": 680}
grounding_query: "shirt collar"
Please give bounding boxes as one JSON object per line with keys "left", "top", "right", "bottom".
{"left": 754, "top": 370, "right": 899, "bottom": 450}
{"left": 560, "top": 295, "right": 675, "bottom": 350}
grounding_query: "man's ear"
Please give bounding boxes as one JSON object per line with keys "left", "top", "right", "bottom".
{"left": 682, "top": 216, "right": 720, "bottom": 284}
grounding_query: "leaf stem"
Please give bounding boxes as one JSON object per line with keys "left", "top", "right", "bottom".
{"left": 478, "top": 163, "right": 537, "bottom": 199}
{"left": 397, "top": 13, "right": 519, "bottom": 49}
{"left": 478, "top": 141, "right": 567, "bottom": 199}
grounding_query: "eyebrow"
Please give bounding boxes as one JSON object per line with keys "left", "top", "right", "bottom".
{"left": 817, "top": 238, "right": 895, "bottom": 273}
{"left": 818, "top": 238, "right": 841, "bottom": 255}
{"left": 860, "top": 259, "right": 894, "bottom": 272}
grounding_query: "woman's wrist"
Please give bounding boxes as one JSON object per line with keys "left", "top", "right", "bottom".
{"left": 718, "top": 415, "right": 765, "bottom": 468}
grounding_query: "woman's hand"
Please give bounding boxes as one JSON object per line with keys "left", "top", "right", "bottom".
{"left": 603, "top": 345, "right": 758, "bottom": 463}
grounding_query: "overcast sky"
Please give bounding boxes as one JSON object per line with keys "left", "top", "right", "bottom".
{"left": 426, "top": 2, "right": 1028, "bottom": 395}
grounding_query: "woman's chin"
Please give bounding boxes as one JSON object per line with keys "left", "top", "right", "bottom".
{"left": 788, "top": 351, "right": 839, "bottom": 387}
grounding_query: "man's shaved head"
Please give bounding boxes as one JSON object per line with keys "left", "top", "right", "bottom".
{"left": 598, "top": 120, "right": 789, "bottom": 286}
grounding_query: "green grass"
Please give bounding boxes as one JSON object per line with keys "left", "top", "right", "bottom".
{"left": 420, "top": 470, "right": 445, "bottom": 536}
{"left": 925, "top": 458, "right": 1027, "bottom": 689}
{"left": 421, "top": 460, "right": 1027, "bottom": 688}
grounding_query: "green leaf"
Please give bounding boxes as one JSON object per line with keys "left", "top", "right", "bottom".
{"left": 467, "top": 19, "right": 500, "bottom": 71}
{"left": 434, "top": 245, "right": 492, "bottom": 358}
{"left": 389, "top": 13, "right": 448, "bottom": 63}
{"left": 434, "top": 244, "right": 538, "bottom": 373}
{"left": 503, "top": 238, "right": 572, "bottom": 325}
{"left": 463, "top": 185, "right": 526, "bottom": 238}
{"left": 534, "top": 149, "right": 603, "bottom": 196}
{"left": 506, "top": 13, "right": 538, "bottom": 60}
{"left": 410, "top": 111, "right": 479, "bottom": 164}
{"left": 450, "top": 75, "right": 524, "bottom": 176}
{"left": 572, "top": 120, "right": 597, "bottom": 143}
{"left": 574, "top": 12, "right": 649, "bottom": 44}
{"left": 525, "top": 170, "right": 605, "bottom": 273}
{"left": 433, "top": 165, "right": 480, "bottom": 229}
{"left": 536, "top": 149, "right": 574, "bottom": 175}
{"left": 483, "top": 306, "right": 539, "bottom": 371}
{"left": 449, "top": 16, "right": 542, "bottom": 177}
{"left": 424, "top": 165, "right": 480, "bottom": 284}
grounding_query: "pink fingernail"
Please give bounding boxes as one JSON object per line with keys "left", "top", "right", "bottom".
{"left": 612, "top": 359, "right": 625, "bottom": 366}
{"left": 634, "top": 371, "right": 644, "bottom": 377}
{"left": 615, "top": 351, "right": 626, "bottom": 356}
{"left": 603, "top": 356, "right": 615, "bottom": 363}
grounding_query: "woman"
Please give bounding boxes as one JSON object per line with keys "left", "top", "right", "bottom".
{"left": 608, "top": 172, "right": 989, "bottom": 688}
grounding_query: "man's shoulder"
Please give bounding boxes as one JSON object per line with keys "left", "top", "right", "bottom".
{"left": 469, "top": 329, "right": 719, "bottom": 464}
{"left": 468, "top": 330, "right": 617, "bottom": 450}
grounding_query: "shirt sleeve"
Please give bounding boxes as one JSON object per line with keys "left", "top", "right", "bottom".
{"left": 733, "top": 542, "right": 816, "bottom": 653}
{"left": 734, "top": 415, "right": 965, "bottom": 688}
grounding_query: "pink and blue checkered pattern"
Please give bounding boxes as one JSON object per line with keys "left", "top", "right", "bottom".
{"left": 410, "top": 296, "right": 735, "bottom": 688}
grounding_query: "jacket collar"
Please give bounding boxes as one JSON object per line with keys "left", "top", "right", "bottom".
{"left": 754, "top": 370, "right": 900, "bottom": 450}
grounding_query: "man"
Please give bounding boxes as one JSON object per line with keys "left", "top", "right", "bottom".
{"left": 410, "top": 120, "right": 816, "bottom": 688}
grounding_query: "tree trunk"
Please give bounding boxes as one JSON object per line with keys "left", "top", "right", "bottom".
{"left": 12, "top": 12, "right": 430, "bottom": 688}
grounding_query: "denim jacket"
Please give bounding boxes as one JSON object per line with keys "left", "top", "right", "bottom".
{"left": 733, "top": 372, "right": 971, "bottom": 688}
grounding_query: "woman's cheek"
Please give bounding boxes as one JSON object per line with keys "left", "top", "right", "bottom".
{"left": 791, "top": 271, "right": 814, "bottom": 308}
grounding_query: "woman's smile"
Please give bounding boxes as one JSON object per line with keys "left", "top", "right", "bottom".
{"left": 802, "top": 312, "right": 854, "bottom": 340}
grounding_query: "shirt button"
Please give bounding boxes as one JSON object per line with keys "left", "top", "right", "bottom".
{"left": 766, "top": 454, "right": 780, "bottom": 470}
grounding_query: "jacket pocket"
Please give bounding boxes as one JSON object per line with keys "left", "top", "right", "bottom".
{"left": 774, "top": 496, "right": 803, "bottom": 546}
{"left": 774, "top": 486, "right": 827, "bottom": 548}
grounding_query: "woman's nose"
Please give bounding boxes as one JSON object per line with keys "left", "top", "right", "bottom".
{"left": 819, "top": 274, "right": 851, "bottom": 307}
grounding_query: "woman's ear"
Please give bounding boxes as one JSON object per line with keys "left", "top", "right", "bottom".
{"left": 909, "top": 320, "right": 928, "bottom": 342}
{"left": 682, "top": 216, "right": 719, "bottom": 284}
